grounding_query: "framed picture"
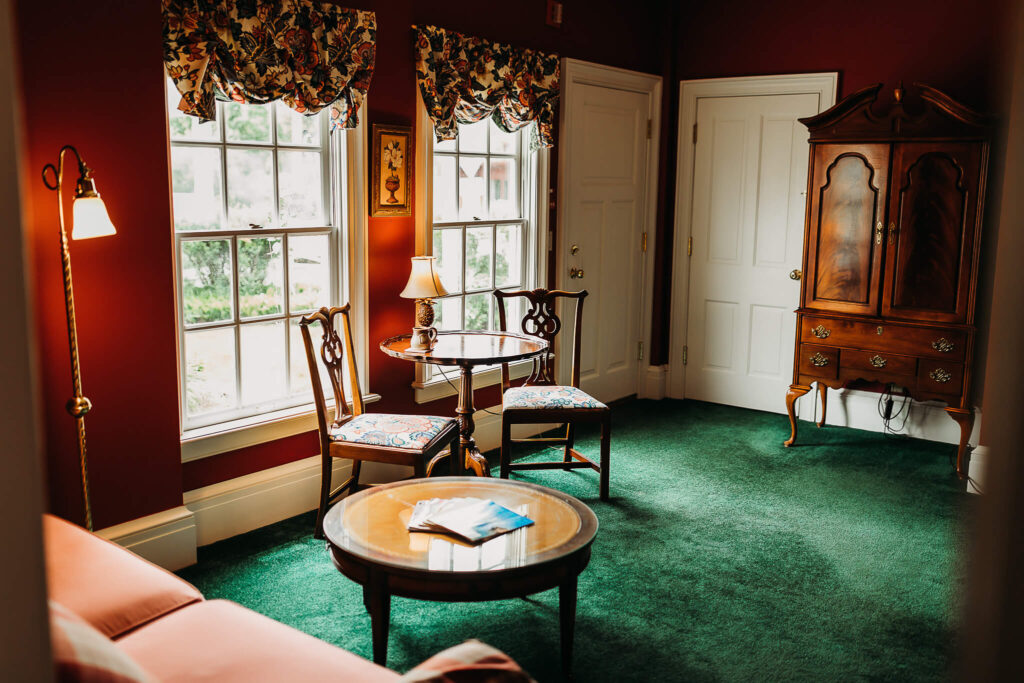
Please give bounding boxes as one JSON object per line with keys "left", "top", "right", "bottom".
{"left": 371, "top": 124, "right": 412, "bottom": 216}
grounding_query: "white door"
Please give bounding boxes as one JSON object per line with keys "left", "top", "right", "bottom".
{"left": 559, "top": 78, "right": 654, "bottom": 402}
{"left": 684, "top": 93, "right": 821, "bottom": 412}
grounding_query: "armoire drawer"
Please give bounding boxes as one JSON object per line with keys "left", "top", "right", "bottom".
{"left": 917, "top": 359, "right": 964, "bottom": 396}
{"left": 800, "top": 316, "right": 967, "bottom": 361}
{"left": 799, "top": 344, "right": 838, "bottom": 379}
{"left": 840, "top": 349, "right": 917, "bottom": 376}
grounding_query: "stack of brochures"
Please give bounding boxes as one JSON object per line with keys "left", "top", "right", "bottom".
{"left": 406, "top": 497, "right": 534, "bottom": 544}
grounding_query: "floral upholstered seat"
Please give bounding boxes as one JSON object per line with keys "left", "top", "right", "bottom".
{"left": 502, "top": 385, "right": 607, "bottom": 411}
{"left": 329, "top": 414, "right": 456, "bottom": 450}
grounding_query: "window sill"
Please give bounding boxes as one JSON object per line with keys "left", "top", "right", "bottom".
{"left": 180, "top": 393, "right": 382, "bottom": 463}
{"left": 413, "top": 360, "right": 532, "bottom": 404}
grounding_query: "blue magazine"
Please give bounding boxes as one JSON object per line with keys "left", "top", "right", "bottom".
{"left": 407, "top": 497, "right": 534, "bottom": 544}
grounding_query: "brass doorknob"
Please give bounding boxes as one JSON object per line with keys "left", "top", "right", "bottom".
{"left": 789, "top": 269, "right": 802, "bottom": 281}
{"left": 569, "top": 267, "right": 584, "bottom": 279}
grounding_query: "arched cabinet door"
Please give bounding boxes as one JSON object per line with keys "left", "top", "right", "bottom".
{"left": 803, "top": 143, "right": 889, "bottom": 315}
{"left": 882, "top": 142, "right": 984, "bottom": 324}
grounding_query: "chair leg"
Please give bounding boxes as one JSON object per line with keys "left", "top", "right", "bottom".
{"left": 599, "top": 416, "right": 610, "bottom": 501}
{"left": 351, "top": 460, "right": 362, "bottom": 492}
{"left": 500, "top": 419, "right": 512, "bottom": 479}
{"left": 314, "top": 454, "right": 333, "bottom": 539}
{"left": 563, "top": 423, "right": 575, "bottom": 463}
{"left": 413, "top": 458, "right": 426, "bottom": 479}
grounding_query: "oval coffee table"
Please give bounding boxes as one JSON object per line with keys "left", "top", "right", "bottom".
{"left": 323, "top": 476, "right": 598, "bottom": 673}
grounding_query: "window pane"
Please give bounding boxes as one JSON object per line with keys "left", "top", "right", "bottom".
{"left": 433, "top": 129, "right": 456, "bottom": 152}
{"left": 240, "top": 321, "right": 286, "bottom": 405}
{"left": 495, "top": 224, "right": 522, "bottom": 287}
{"left": 289, "top": 234, "right": 331, "bottom": 312}
{"left": 167, "top": 80, "right": 220, "bottom": 142}
{"left": 433, "top": 228, "right": 463, "bottom": 293}
{"left": 464, "top": 292, "right": 490, "bottom": 330}
{"left": 489, "top": 158, "right": 518, "bottom": 219}
{"left": 489, "top": 119, "right": 517, "bottom": 154}
{"left": 432, "top": 155, "right": 457, "bottom": 222}
{"left": 465, "top": 226, "right": 493, "bottom": 290}
{"left": 181, "top": 239, "right": 233, "bottom": 325}
{"left": 224, "top": 101, "right": 272, "bottom": 143}
{"left": 459, "top": 119, "right": 487, "bottom": 152}
{"left": 278, "top": 150, "right": 324, "bottom": 226}
{"left": 237, "top": 237, "right": 283, "bottom": 318}
{"left": 227, "top": 148, "right": 274, "bottom": 229}
{"left": 185, "top": 327, "right": 237, "bottom": 417}
{"left": 290, "top": 318, "right": 319, "bottom": 396}
{"left": 435, "top": 297, "right": 462, "bottom": 331}
{"left": 171, "top": 147, "right": 223, "bottom": 231}
{"left": 276, "top": 102, "right": 320, "bottom": 146}
{"left": 497, "top": 295, "right": 522, "bottom": 334}
{"left": 458, "top": 157, "right": 487, "bottom": 221}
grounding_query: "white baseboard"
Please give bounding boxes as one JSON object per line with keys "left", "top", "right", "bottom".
{"left": 638, "top": 364, "right": 667, "bottom": 399}
{"left": 97, "top": 506, "right": 196, "bottom": 572}
{"left": 798, "top": 387, "right": 982, "bottom": 445}
{"left": 101, "top": 406, "right": 556, "bottom": 570}
{"left": 966, "top": 445, "right": 988, "bottom": 495}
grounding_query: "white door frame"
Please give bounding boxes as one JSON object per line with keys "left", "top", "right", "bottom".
{"left": 556, "top": 58, "right": 663, "bottom": 398}
{"left": 667, "top": 73, "right": 838, "bottom": 399}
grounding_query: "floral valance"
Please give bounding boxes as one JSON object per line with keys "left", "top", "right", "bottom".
{"left": 162, "top": 0, "right": 375, "bottom": 133}
{"left": 413, "top": 25, "right": 559, "bottom": 149}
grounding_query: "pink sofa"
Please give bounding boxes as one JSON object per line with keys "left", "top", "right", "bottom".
{"left": 42, "top": 514, "right": 402, "bottom": 681}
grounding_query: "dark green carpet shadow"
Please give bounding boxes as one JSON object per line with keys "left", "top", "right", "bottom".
{"left": 177, "top": 400, "right": 972, "bottom": 682}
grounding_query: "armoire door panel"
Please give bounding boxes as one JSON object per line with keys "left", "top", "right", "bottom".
{"left": 883, "top": 142, "right": 982, "bottom": 323}
{"left": 804, "top": 144, "right": 889, "bottom": 315}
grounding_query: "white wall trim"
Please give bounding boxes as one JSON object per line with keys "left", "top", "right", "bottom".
{"left": 668, "top": 72, "right": 839, "bottom": 399}
{"left": 967, "top": 445, "right": 988, "bottom": 495}
{"left": 638, "top": 364, "right": 667, "bottom": 399}
{"left": 557, "top": 58, "right": 662, "bottom": 398}
{"left": 97, "top": 506, "right": 197, "bottom": 572}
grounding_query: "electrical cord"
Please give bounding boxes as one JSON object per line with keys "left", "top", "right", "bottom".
{"left": 433, "top": 365, "right": 502, "bottom": 416}
{"left": 877, "top": 384, "right": 911, "bottom": 435}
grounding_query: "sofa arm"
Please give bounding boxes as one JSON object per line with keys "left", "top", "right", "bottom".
{"left": 399, "top": 640, "right": 534, "bottom": 682}
{"left": 43, "top": 514, "right": 203, "bottom": 639}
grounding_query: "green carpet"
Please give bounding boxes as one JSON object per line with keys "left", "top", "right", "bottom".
{"left": 178, "top": 399, "right": 972, "bottom": 681}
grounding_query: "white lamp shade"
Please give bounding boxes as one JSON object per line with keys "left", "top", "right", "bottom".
{"left": 400, "top": 256, "right": 449, "bottom": 299}
{"left": 71, "top": 196, "right": 117, "bottom": 240}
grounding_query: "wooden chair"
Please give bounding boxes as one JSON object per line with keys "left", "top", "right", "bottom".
{"left": 299, "top": 305, "right": 460, "bottom": 538}
{"left": 494, "top": 289, "right": 611, "bottom": 500}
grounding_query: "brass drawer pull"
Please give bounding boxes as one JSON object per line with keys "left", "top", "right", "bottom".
{"left": 929, "top": 368, "right": 952, "bottom": 384}
{"left": 888, "top": 221, "right": 898, "bottom": 245}
{"left": 811, "top": 324, "right": 830, "bottom": 339}
{"left": 931, "top": 338, "right": 955, "bottom": 353}
{"left": 869, "top": 355, "right": 887, "bottom": 368}
{"left": 874, "top": 221, "right": 884, "bottom": 245}
{"left": 809, "top": 353, "right": 829, "bottom": 367}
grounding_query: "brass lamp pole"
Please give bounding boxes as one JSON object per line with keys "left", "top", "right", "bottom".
{"left": 41, "top": 145, "right": 117, "bottom": 531}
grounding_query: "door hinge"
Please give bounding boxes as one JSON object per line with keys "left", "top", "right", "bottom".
{"left": 692, "top": 123, "right": 698, "bottom": 144}
{"left": 646, "top": 119, "right": 652, "bottom": 139}
{"left": 682, "top": 345, "right": 688, "bottom": 365}
{"left": 641, "top": 231, "right": 648, "bottom": 253}
{"left": 637, "top": 341, "right": 644, "bottom": 361}
{"left": 687, "top": 236, "right": 693, "bottom": 257}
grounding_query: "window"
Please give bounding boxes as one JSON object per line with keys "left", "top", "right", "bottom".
{"left": 417, "top": 113, "right": 548, "bottom": 398}
{"left": 167, "top": 80, "right": 347, "bottom": 431}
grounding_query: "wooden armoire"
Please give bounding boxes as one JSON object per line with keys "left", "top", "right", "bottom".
{"left": 784, "top": 83, "right": 991, "bottom": 477}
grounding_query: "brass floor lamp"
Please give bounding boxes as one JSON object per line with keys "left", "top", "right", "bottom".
{"left": 41, "top": 146, "right": 116, "bottom": 530}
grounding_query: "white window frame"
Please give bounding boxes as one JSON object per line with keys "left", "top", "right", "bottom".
{"left": 413, "top": 96, "right": 550, "bottom": 403}
{"left": 171, "top": 90, "right": 374, "bottom": 462}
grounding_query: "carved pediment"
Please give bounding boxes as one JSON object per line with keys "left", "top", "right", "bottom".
{"left": 800, "top": 82, "right": 992, "bottom": 141}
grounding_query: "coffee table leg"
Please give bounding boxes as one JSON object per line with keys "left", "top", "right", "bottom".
{"left": 559, "top": 574, "right": 578, "bottom": 676}
{"left": 365, "top": 574, "right": 390, "bottom": 666}
{"left": 457, "top": 364, "right": 491, "bottom": 477}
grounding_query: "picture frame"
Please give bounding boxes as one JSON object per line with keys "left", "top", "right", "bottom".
{"left": 371, "top": 124, "right": 412, "bottom": 217}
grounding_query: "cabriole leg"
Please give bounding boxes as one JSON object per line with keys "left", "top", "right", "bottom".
{"left": 784, "top": 384, "right": 812, "bottom": 447}
{"left": 945, "top": 407, "right": 974, "bottom": 479}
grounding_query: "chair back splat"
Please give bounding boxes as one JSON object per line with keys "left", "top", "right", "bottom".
{"left": 299, "top": 305, "right": 365, "bottom": 447}
{"left": 494, "top": 288, "right": 587, "bottom": 390}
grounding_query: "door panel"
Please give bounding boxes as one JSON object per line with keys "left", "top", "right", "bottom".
{"left": 562, "top": 83, "right": 650, "bottom": 401}
{"left": 804, "top": 144, "right": 889, "bottom": 315}
{"left": 883, "top": 142, "right": 982, "bottom": 323}
{"left": 685, "top": 93, "right": 821, "bottom": 413}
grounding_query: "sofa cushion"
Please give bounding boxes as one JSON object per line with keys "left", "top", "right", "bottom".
{"left": 43, "top": 514, "right": 203, "bottom": 639}
{"left": 398, "top": 639, "right": 534, "bottom": 682}
{"left": 50, "top": 601, "right": 153, "bottom": 682}
{"left": 117, "top": 600, "right": 399, "bottom": 682}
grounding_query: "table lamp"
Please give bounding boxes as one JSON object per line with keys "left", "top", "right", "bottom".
{"left": 400, "top": 256, "right": 448, "bottom": 351}
{"left": 42, "top": 145, "right": 117, "bottom": 530}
